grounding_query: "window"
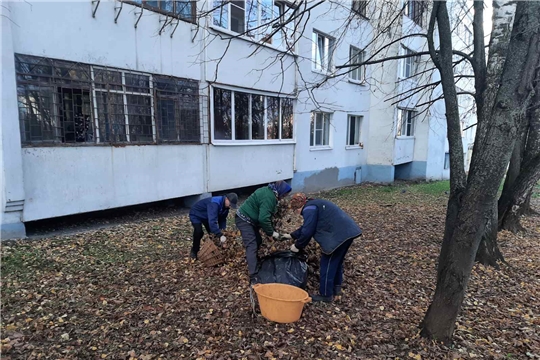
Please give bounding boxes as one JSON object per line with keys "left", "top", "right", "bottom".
{"left": 349, "top": 46, "right": 365, "bottom": 82}
{"left": 347, "top": 115, "right": 362, "bottom": 146}
{"left": 16, "top": 54, "right": 200, "bottom": 145}
{"left": 444, "top": 152, "right": 450, "bottom": 169}
{"left": 402, "top": 46, "right": 419, "bottom": 78}
{"left": 404, "top": 0, "right": 425, "bottom": 27}
{"left": 310, "top": 112, "right": 331, "bottom": 147}
{"left": 125, "top": 1, "right": 195, "bottom": 22}
{"left": 213, "top": 0, "right": 295, "bottom": 51}
{"left": 397, "top": 108, "right": 415, "bottom": 137}
{"left": 312, "top": 31, "right": 335, "bottom": 73}
{"left": 212, "top": 87, "right": 294, "bottom": 141}
{"left": 352, "top": 0, "right": 368, "bottom": 18}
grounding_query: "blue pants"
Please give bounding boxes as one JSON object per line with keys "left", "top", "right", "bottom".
{"left": 319, "top": 238, "right": 354, "bottom": 297}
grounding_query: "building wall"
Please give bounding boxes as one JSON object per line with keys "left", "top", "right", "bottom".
{"left": 1, "top": 3, "right": 26, "bottom": 239}
{"left": 292, "top": 2, "right": 371, "bottom": 191}
{"left": 1, "top": 0, "right": 478, "bottom": 239}
{"left": 207, "top": 144, "right": 294, "bottom": 192}
{"left": 22, "top": 145, "right": 206, "bottom": 221}
{"left": 2, "top": 1, "right": 295, "bottom": 232}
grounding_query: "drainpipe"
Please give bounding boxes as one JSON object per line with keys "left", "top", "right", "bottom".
{"left": 199, "top": 0, "right": 210, "bottom": 193}
{"left": 292, "top": 34, "right": 299, "bottom": 174}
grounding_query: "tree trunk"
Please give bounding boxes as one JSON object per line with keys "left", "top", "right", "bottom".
{"left": 498, "top": 56, "right": 540, "bottom": 230}
{"left": 523, "top": 189, "right": 538, "bottom": 215}
{"left": 499, "top": 154, "right": 540, "bottom": 231}
{"left": 469, "top": 0, "right": 516, "bottom": 267}
{"left": 426, "top": 1, "right": 467, "bottom": 245}
{"left": 421, "top": 1, "right": 540, "bottom": 343}
{"left": 500, "top": 119, "right": 528, "bottom": 199}
{"left": 475, "top": 201, "right": 504, "bottom": 267}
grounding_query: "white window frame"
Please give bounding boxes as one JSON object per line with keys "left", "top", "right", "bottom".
{"left": 396, "top": 108, "right": 416, "bottom": 137}
{"left": 91, "top": 66, "right": 156, "bottom": 143}
{"left": 346, "top": 115, "right": 363, "bottom": 148}
{"left": 210, "top": 85, "right": 295, "bottom": 145}
{"left": 310, "top": 111, "right": 332, "bottom": 149}
{"left": 211, "top": 0, "right": 296, "bottom": 53}
{"left": 401, "top": 46, "right": 419, "bottom": 79}
{"left": 349, "top": 46, "right": 366, "bottom": 83}
{"left": 312, "top": 31, "right": 335, "bottom": 74}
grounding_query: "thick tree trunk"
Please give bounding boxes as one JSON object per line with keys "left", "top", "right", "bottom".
{"left": 477, "top": 109, "right": 528, "bottom": 265}
{"left": 499, "top": 154, "right": 540, "bottom": 231}
{"left": 470, "top": 0, "right": 516, "bottom": 267}
{"left": 499, "top": 58, "right": 540, "bottom": 230}
{"left": 475, "top": 201, "right": 505, "bottom": 267}
{"left": 500, "top": 120, "right": 528, "bottom": 198}
{"left": 421, "top": 1, "right": 540, "bottom": 343}
{"left": 523, "top": 190, "right": 538, "bottom": 215}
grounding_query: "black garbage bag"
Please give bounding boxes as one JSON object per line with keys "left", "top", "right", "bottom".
{"left": 257, "top": 251, "right": 308, "bottom": 289}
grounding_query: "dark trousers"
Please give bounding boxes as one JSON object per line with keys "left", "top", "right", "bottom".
{"left": 235, "top": 215, "right": 263, "bottom": 276}
{"left": 319, "top": 237, "right": 354, "bottom": 297}
{"left": 191, "top": 221, "right": 211, "bottom": 253}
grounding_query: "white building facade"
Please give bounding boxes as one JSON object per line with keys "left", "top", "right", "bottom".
{"left": 0, "top": 0, "right": 475, "bottom": 239}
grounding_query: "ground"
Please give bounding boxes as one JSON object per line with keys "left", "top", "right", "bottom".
{"left": 1, "top": 181, "right": 539, "bottom": 360}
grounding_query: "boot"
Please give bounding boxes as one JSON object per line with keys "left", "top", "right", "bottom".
{"left": 190, "top": 249, "right": 198, "bottom": 260}
{"left": 311, "top": 294, "right": 333, "bottom": 303}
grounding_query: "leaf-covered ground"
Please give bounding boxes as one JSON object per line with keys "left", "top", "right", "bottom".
{"left": 1, "top": 181, "right": 539, "bottom": 359}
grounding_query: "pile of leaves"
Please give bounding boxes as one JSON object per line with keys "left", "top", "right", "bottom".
{"left": 1, "top": 183, "right": 539, "bottom": 359}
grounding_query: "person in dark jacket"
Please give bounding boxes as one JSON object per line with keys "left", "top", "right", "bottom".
{"left": 189, "top": 193, "right": 238, "bottom": 259}
{"left": 285, "top": 193, "right": 362, "bottom": 302}
{"left": 235, "top": 181, "right": 292, "bottom": 283}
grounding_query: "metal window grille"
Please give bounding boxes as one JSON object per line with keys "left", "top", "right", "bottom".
{"left": 122, "top": 1, "right": 196, "bottom": 23}
{"left": 16, "top": 54, "right": 201, "bottom": 146}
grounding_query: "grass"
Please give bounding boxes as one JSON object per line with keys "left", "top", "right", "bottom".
{"left": 533, "top": 182, "right": 540, "bottom": 198}
{"left": 0, "top": 246, "right": 56, "bottom": 284}
{"left": 324, "top": 180, "right": 450, "bottom": 204}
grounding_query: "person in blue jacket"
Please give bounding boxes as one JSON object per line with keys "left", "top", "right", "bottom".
{"left": 284, "top": 193, "right": 362, "bottom": 302}
{"left": 189, "top": 193, "right": 238, "bottom": 259}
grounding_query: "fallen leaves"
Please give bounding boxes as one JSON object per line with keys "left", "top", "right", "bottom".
{"left": 1, "top": 183, "right": 539, "bottom": 359}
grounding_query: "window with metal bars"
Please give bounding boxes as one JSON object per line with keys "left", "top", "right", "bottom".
{"left": 404, "top": 0, "right": 425, "bottom": 27}
{"left": 123, "top": 1, "right": 196, "bottom": 22}
{"left": 15, "top": 54, "right": 200, "bottom": 146}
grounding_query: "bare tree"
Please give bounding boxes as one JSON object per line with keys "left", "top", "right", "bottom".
{"left": 420, "top": 0, "right": 540, "bottom": 342}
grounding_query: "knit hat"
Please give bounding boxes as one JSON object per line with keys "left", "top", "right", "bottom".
{"left": 225, "top": 193, "right": 238, "bottom": 209}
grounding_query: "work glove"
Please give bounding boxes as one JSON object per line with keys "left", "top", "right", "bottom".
{"left": 281, "top": 234, "right": 292, "bottom": 240}
{"left": 220, "top": 235, "right": 227, "bottom": 244}
{"left": 272, "top": 231, "right": 281, "bottom": 240}
{"left": 290, "top": 244, "right": 299, "bottom": 253}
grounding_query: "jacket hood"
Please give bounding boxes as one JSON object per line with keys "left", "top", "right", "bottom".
{"left": 273, "top": 181, "right": 292, "bottom": 197}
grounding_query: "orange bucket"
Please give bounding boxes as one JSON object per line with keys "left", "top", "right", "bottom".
{"left": 252, "top": 283, "right": 312, "bottom": 323}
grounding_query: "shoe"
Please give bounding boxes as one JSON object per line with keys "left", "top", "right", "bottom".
{"left": 190, "top": 249, "right": 198, "bottom": 260}
{"left": 311, "top": 294, "right": 333, "bottom": 302}
{"left": 334, "top": 286, "right": 342, "bottom": 296}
